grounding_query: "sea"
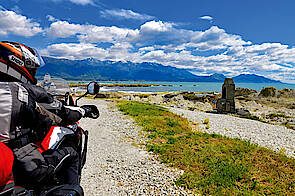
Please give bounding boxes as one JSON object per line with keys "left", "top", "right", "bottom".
{"left": 69, "top": 81, "right": 295, "bottom": 93}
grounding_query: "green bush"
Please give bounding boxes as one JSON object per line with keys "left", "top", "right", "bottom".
{"left": 259, "top": 87, "right": 277, "bottom": 97}
{"left": 182, "top": 93, "right": 203, "bottom": 101}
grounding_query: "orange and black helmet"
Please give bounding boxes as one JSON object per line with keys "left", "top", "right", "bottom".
{"left": 0, "top": 41, "right": 45, "bottom": 84}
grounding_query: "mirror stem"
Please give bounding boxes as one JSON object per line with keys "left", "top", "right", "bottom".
{"left": 75, "top": 92, "right": 88, "bottom": 106}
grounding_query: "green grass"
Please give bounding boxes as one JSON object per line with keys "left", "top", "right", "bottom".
{"left": 117, "top": 101, "right": 295, "bottom": 195}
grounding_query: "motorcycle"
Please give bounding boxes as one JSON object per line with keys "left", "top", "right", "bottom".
{"left": 1, "top": 81, "right": 100, "bottom": 196}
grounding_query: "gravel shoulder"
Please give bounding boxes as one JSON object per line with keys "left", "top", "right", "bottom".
{"left": 168, "top": 107, "right": 295, "bottom": 158}
{"left": 79, "top": 99, "right": 189, "bottom": 195}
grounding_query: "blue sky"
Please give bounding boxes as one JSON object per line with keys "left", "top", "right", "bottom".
{"left": 0, "top": 0, "right": 295, "bottom": 83}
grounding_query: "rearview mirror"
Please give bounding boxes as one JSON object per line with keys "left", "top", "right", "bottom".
{"left": 87, "top": 82, "right": 100, "bottom": 95}
{"left": 75, "top": 81, "right": 100, "bottom": 105}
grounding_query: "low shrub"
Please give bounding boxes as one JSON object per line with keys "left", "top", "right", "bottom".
{"left": 259, "top": 87, "right": 278, "bottom": 97}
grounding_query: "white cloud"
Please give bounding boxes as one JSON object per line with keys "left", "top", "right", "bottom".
{"left": 139, "top": 46, "right": 155, "bottom": 52}
{"left": 50, "top": 0, "right": 94, "bottom": 5}
{"left": 47, "top": 20, "right": 139, "bottom": 43}
{"left": 245, "top": 43, "right": 288, "bottom": 54}
{"left": 78, "top": 26, "right": 139, "bottom": 43}
{"left": 70, "top": 0, "right": 93, "bottom": 5}
{"left": 40, "top": 43, "right": 108, "bottom": 60}
{"left": 200, "top": 15, "right": 214, "bottom": 21}
{"left": 47, "top": 21, "right": 85, "bottom": 38}
{"left": 142, "top": 50, "right": 165, "bottom": 59}
{"left": 0, "top": 10, "right": 43, "bottom": 36}
{"left": 140, "top": 21, "right": 173, "bottom": 32}
{"left": 100, "top": 9, "right": 154, "bottom": 21}
{"left": 48, "top": 20, "right": 248, "bottom": 49}
{"left": 47, "top": 15, "right": 57, "bottom": 22}
{"left": 43, "top": 19, "right": 295, "bottom": 83}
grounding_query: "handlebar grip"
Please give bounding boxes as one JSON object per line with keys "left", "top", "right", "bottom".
{"left": 81, "top": 105, "right": 100, "bottom": 119}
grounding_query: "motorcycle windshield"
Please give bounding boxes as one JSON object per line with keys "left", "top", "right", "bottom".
{"left": 40, "top": 74, "right": 71, "bottom": 95}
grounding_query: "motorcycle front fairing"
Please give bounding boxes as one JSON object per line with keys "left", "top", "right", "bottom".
{"left": 39, "top": 125, "right": 76, "bottom": 152}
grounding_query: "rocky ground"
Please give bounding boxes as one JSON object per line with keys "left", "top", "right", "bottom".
{"left": 235, "top": 87, "right": 295, "bottom": 129}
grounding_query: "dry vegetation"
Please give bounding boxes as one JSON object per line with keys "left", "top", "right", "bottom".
{"left": 235, "top": 87, "right": 295, "bottom": 130}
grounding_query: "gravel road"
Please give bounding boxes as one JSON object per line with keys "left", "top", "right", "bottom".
{"left": 79, "top": 98, "right": 295, "bottom": 195}
{"left": 79, "top": 99, "right": 189, "bottom": 196}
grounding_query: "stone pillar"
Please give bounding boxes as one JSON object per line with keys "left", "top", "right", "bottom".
{"left": 216, "top": 78, "right": 236, "bottom": 113}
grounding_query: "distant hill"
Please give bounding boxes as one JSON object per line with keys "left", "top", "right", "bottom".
{"left": 38, "top": 57, "right": 203, "bottom": 82}
{"left": 37, "top": 57, "right": 282, "bottom": 83}
{"left": 210, "top": 73, "right": 227, "bottom": 81}
{"left": 232, "top": 74, "right": 281, "bottom": 83}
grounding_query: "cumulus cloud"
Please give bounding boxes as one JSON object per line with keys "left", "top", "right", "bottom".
{"left": 0, "top": 10, "right": 43, "bottom": 36}
{"left": 47, "top": 20, "right": 139, "bottom": 43}
{"left": 140, "top": 20, "right": 173, "bottom": 32}
{"left": 43, "top": 19, "right": 295, "bottom": 83}
{"left": 40, "top": 43, "right": 108, "bottom": 60}
{"left": 47, "top": 20, "right": 249, "bottom": 49}
{"left": 100, "top": 9, "right": 154, "bottom": 21}
{"left": 200, "top": 15, "right": 214, "bottom": 21}
{"left": 47, "top": 20, "right": 85, "bottom": 38}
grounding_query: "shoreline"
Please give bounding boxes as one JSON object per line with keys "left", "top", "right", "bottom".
{"left": 67, "top": 81, "right": 295, "bottom": 93}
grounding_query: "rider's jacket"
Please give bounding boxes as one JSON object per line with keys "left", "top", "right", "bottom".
{"left": 0, "top": 82, "right": 39, "bottom": 144}
{"left": 0, "top": 82, "right": 84, "bottom": 146}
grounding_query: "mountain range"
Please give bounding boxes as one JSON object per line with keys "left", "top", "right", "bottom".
{"left": 37, "top": 57, "right": 282, "bottom": 83}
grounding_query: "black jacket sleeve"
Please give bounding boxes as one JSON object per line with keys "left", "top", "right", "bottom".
{"left": 22, "top": 83, "right": 83, "bottom": 125}
{"left": 22, "top": 83, "right": 55, "bottom": 103}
